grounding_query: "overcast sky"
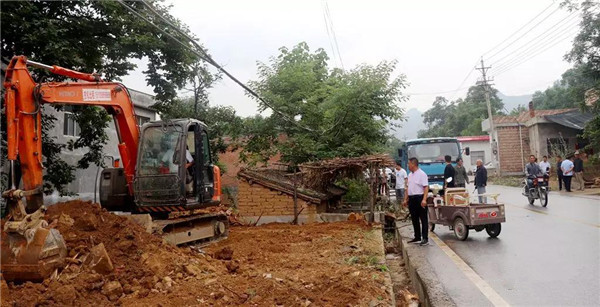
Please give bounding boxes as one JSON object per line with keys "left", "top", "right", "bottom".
{"left": 121, "top": 0, "right": 579, "bottom": 117}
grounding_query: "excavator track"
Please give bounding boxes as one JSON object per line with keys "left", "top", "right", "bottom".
{"left": 151, "top": 213, "right": 229, "bottom": 246}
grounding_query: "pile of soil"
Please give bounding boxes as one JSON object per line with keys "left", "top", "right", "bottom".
{"left": 3, "top": 201, "right": 393, "bottom": 306}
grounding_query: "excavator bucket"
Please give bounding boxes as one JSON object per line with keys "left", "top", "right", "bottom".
{"left": 1, "top": 227, "right": 67, "bottom": 282}
{"left": 1, "top": 191, "right": 67, "bottom": 282}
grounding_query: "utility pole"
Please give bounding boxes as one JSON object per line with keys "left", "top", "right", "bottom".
{"left": 476, "top": 58, "right": 500, "bottom": 174}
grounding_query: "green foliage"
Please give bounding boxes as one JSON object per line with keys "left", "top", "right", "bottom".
{"left": 565, "top": 1, "right": 600, "bottom": 152}
{"left": 385, "top": 137, "right": 403, "bottom": 161}
{"left": 158, "top": 97, "right": 242, "bottom": 162}
{"left": 242, "top": 42, "right": 406, "bottom": 165}
{"left": 531, "top": 66, "right": 598, "bottom": 110}
{"left": 418, "top": 86, "right": 504, "bottom": 138}
{"left": 337, "top": 178, "right": 369, "bottom": 203}
{"left": 1, "top": 0, "right": 211, "bottom": 195}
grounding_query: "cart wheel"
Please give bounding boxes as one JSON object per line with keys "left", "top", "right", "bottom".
{"left": 453, "top": 218, "right": 469, "bottom": 241}
{"left": 485, "top": 223, "right": 501, "bottom": 238}
{"left": 540, "top": 190, "right": 548, "bottom": 207}
{"left": 429, "top": 223, "right": 435, "bottom": 232}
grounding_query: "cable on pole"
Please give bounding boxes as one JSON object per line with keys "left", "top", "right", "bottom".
{"left": 118, "top": 0, "right": 316, "bottom": 133}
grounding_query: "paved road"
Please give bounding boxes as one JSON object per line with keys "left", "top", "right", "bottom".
{"left": 430, "top": 184, "right": 600, "bottom": 306}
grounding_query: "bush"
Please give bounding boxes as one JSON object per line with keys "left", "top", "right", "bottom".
{"left": 337, "top": 178, "right": 369, "bottom": 203}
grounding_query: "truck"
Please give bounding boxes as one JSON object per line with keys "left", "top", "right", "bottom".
{"left": 397, "top": 137, "right": 469, "bottom": 190}
{"left": 1, "top": 56, "right": 227, "bottom": 282}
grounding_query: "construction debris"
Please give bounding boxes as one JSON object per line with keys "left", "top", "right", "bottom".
{"left": 83, "top": 243, "right": 114, "bottom": 275}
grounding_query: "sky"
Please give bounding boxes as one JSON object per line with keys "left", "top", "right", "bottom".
{"left": 121, "top": 0, "right": 579, "bottom": 117}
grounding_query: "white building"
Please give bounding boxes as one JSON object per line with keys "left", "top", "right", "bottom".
{"left": 457, "top": 135, "right": 492, "bottom": 174}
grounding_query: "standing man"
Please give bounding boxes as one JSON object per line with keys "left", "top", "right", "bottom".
{"left": 556, "top": 156, "right": 563, "bottom": 191}
{"left": 539, "top": 155, "right": 551, "bottom": 176}
{"left": 573, "top": 151, "right": 585, "bottom": 191}
{"left": 454, "top": 158, "right": 469, "bottom": 188}
{"left": 561, "top": 155, "right": 575, "bottom": 192}
{"left": 394, "top": 162, "right": 408, "bottom": 213}
{"left": 443, "top": 155, "right": 455, "bottom": 189}
{"left": 474, "top": 159, "right": 488, "bottom": 203}
{"left": 403, "top": 158, "right": 430, "bottom": 246}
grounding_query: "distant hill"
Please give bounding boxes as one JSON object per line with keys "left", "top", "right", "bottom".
{"left": 390, "top": 108, "right": 425, "bottom": 140}
{"left": 498, "top": 92, "right": 532, "bottom": 112}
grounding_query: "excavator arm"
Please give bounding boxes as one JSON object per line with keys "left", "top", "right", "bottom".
{"left": 4, "top": 55, "right": 140, "bottom": 211}
{"left": 1, "top": 55, "right": 140, "bottom": 281}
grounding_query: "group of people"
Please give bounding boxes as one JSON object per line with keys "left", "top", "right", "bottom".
{"left": 391, "top": 156, "right": 489, "bottom": 246}
{"left": 556, "top": 151, "right": 585, "bottom": 192}
{"left": 525, "top": 151, "right": 585, "bottom": 192}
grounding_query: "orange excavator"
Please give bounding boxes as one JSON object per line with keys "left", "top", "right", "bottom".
{"left": 1, "top": 55, "right": 228, "bottom": 282}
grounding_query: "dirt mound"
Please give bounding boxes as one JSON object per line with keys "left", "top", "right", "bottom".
{"left": 3, "top": 201, "right": 391, "bottom": 306}
{"left": 2, "top": 200, "right": 207, "bottom": 306}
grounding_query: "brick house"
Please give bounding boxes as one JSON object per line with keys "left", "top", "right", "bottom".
{"left": 482, "top": 105, "right": 593, "bottom": 175}
{"left": 236, "top": 168, "right": 346, "bottom": 224}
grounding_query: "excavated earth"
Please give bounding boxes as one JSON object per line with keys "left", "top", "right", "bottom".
{"left": 1, "top": 200, "right": 395, "bottom": 306}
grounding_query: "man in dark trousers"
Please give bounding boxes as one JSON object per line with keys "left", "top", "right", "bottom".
{"left": 474, "top": 159, "right": 488, "bottom": 203}
{"left": 573, "top": 151, "right": 585, "bottom": 191}
{"left": 556, "top": 155, "right": 563, "bottom": 191}
{"left": 443, "top": 155, "right": 455, "bottom": 190}
{"left": 403, "top": 158, "right": 430, "bottom": 246}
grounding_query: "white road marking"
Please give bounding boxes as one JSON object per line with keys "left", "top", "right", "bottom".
{"left": 430, "top": 233, "right": 511, "bottom": 307}
{"left": 504, "top": 203, "right": 600, "bottom": 228}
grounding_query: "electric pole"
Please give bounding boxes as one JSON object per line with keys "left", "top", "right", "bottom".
{"left": 476, "top": 58, "right": 500, "bottom": 174}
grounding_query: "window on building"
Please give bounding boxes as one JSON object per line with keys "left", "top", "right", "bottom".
{"left": 547, "top": 138, "right": 569, "bottom": 156}
{"left": 470, "top": 150, "right": 485, "bottom": 165}
{"left": 136, "top": 115, "right": 151, "bottom": 127}
{"left": 63, "top": 106, "right": 80, "bottom": 137}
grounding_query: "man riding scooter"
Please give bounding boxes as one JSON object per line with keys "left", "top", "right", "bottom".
{"left": 525, "top": 155, "right": 543, "bottom": 191}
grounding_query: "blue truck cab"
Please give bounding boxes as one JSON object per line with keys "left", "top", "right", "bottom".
{"left": 398, "top": 137, "right": 469, "bottom": 191}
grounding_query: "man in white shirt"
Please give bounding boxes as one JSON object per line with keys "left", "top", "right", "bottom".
{"left": 394, "top": 162, "right": 408, "bottom": 212}
{"left": 538, "top": 155, "right": 551, "bottom": 176}
{"left": 403, "top": 157, "right": 430, "bottom": 246}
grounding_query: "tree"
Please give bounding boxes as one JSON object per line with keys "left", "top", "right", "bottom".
{"left": 531, "top": 66, "right": 598, "bottom": 110}
{"left": 241, "top": 42, "right": 406, "bottom": 165}
{"left": 563, "top": 0, "right": 600, "bottom": 152}
{"left": 418, "top": 85, "right": 504, "bottom": 138}
{"left": 1, "top": 1, "right": 214, "bottom": 194}
{"left": 158, "top": 97, "right": 243, "bottom": 161}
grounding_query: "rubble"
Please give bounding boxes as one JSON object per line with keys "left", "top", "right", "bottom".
{"left": 2, "top": 200, "right": 394, "bottom": 306}
{"left": 83, "top": 243, "right": 114, "bottom": 274}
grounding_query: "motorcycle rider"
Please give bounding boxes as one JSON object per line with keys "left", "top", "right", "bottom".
{"left": 525, "top": 155, "right": 543, "bottom": 191}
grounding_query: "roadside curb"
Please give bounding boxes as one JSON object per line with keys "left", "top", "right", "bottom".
{"left": 395, "top": 221, "right": 455, "bottom": 307}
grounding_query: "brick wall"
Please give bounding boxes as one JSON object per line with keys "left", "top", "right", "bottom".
{"left": 218, "top": 148, "right": 281, "bottom": 188}
{"left": 497, "top": 125, "right": 529, "bottom": 174}
{"left": 236, "top": 180, "right": 323, "bottom": 222}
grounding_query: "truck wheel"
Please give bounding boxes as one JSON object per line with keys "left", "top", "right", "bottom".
{"left": 453, "top": 218, "right": 469, "bottom": 241}
{"left": 429, "top": 223, "right": 435, "bottom": 232}
{"left": 486, "top": 223, "right": 501, "bottom": 238}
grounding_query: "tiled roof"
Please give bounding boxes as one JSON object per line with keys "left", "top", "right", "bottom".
{"left": 493, "top": 109, "right": 576, "bottom": 124}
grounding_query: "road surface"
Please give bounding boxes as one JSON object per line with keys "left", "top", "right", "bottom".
{"left": 426, "top": 184, "right": 600, "bottom": 306}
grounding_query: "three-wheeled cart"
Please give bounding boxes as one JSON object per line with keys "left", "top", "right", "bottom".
{"left": 428, "top": 187, "right": 506, "bottom": 241}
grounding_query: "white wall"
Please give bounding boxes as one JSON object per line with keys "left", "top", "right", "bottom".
{"left": 460, "top": 140, "right": 492, "bottom": 174}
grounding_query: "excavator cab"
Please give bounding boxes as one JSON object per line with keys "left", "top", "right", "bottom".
{"left": 100, "top": 119, "right": 221, "bottom": 213}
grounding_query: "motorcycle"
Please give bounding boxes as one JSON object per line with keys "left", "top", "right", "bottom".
{"left": 522, "top": 175, "right": 549, "bottom": 207}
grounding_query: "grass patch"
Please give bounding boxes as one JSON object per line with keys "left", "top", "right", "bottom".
{"left": 488, "top": 175, "right": 522, "bottom": 187}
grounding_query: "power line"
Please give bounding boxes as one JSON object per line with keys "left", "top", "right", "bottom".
{"left": 486, "top": 4, "right": 561, "bottom": 61}
{"left": 449, "top": 60, "right": 480, "bottom": 101}
{"left": 406, "top": 86, "right": 471, "bottom": 96}
{"left": 490, "top": 11, "right": 579, "bottom": 69}
{"left": 321, "top": 2, "right": 339, "bottom": 68}
{"left": 482, "top": 1, "right": 557, "bottom": 57}
{"left": 325, "top": 1, "right": 344, "bottom": 70}
{"left": 118, "top": 0, "right": 316, "bottom": 133}
{"left": 491, "top": 22, "right": 579, "bottom": 74}
{"left": 493, "top": 29, "right": 579, "bottom": 77}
